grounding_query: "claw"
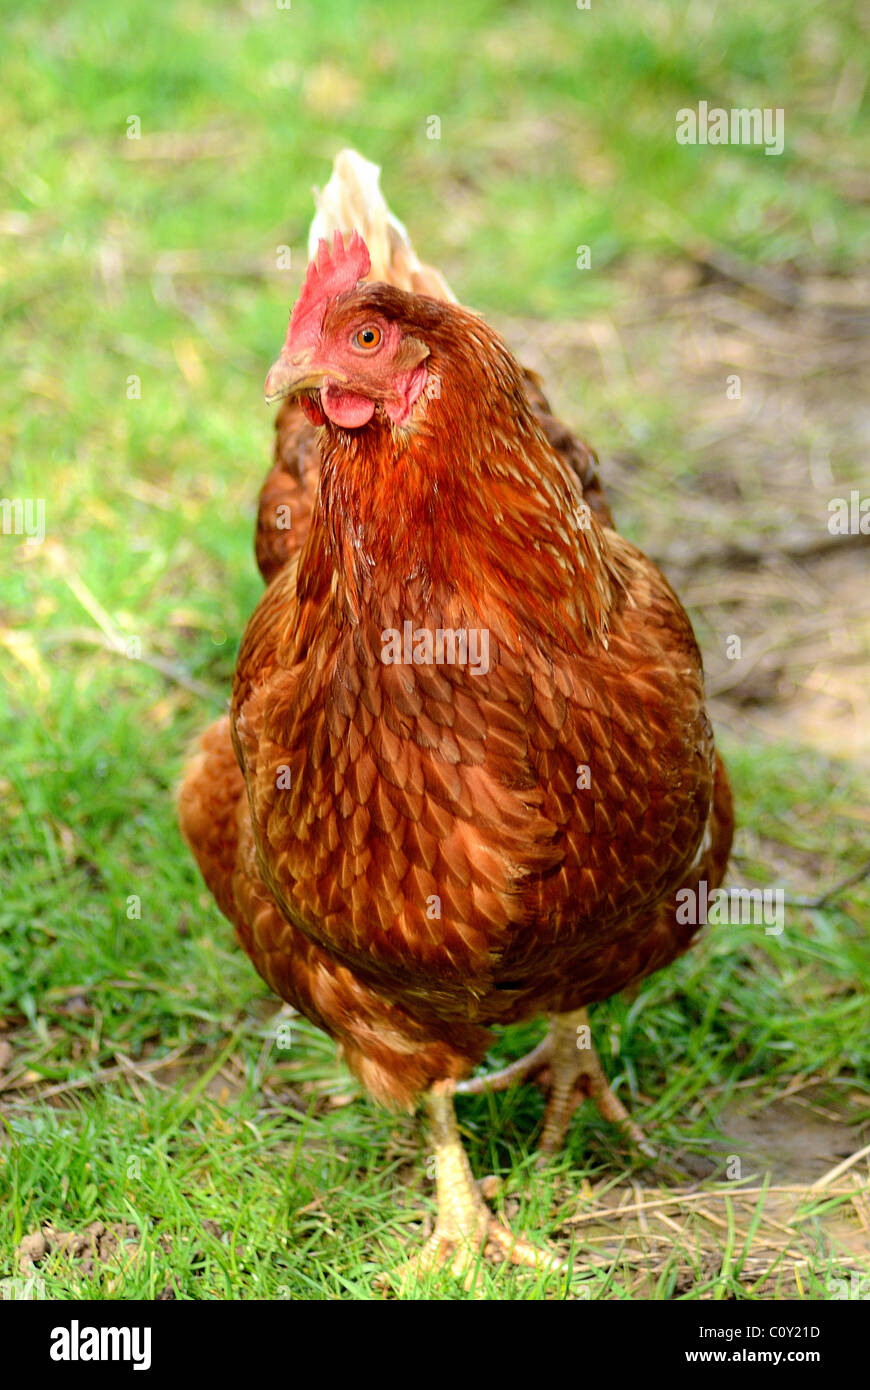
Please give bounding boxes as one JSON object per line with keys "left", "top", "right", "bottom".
{"left": 380, "top": 1081, "right": 566, "bottom": 1293}
{"left": 458, "top": 1008, "right": 656, "bottom": 1160}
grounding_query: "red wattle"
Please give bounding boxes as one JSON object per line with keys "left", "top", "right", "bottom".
{"left": 321, "top": 381, "right": 376, "bottom": 428}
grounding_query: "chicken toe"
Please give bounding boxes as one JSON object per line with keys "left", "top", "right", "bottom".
{"left": 390, "top": 1081, "right": 566, "bottom": 1291}
{"left": 456, "top": 1009, "right": 656, "bottom": 1159}
{"left": 538, "top": 1008, "right": 656, "bottom": 1159}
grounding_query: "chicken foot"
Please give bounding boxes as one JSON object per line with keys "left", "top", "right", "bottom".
{"left": 456, "top": 1007, "right": 656, "bottom": 1159}
{"left": 393, "top": 1080, "right": 566, "bottom": 1289}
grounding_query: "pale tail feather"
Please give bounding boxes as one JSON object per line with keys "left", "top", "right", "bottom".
{"left": 308, "top": 149, "right": 456, "bottom": 303}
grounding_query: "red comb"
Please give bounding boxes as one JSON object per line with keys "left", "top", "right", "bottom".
{"left": 286, "top": 230, "right": 371, "bottom": 349}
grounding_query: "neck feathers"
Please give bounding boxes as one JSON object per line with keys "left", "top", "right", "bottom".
{"left": 301, "top": 305, "right": 621, "bottom": 652}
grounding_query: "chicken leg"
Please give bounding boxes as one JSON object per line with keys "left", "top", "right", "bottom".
{"left": 456, "top": 1007, "right": 656, "bottom": 1158}
{"left": 396, "top": 1080, "right": 566, "bottom": 1288}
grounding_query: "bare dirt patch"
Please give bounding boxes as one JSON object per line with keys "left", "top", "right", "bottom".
{"left": 556, "top": 1176, "right": 869, "bottom": 1298}
{"left": 497, "top": 264, "right": 870, "bottom": 766}
{"left": 8, "top": 1218, "right": 229, "bottom": 1300}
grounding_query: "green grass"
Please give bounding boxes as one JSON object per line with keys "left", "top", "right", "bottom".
{"left": 1, "top": 0, "right": 869, "bottom": 1300}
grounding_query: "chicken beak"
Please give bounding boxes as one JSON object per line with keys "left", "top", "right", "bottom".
{"left": 264, "top": 350, "right": 328, "bottom": 405}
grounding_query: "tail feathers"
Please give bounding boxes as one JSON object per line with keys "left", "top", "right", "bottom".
{"left": 308, "top": 149, "right": 456, "bottom": 303}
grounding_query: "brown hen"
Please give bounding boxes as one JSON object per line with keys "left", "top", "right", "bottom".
{"left": 179, "top": 151, "right": 733, "bottom": 1278}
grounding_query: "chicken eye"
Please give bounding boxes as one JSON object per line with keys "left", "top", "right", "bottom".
{"left": 353, "top": 325, "right": 382, "bottom": 349}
